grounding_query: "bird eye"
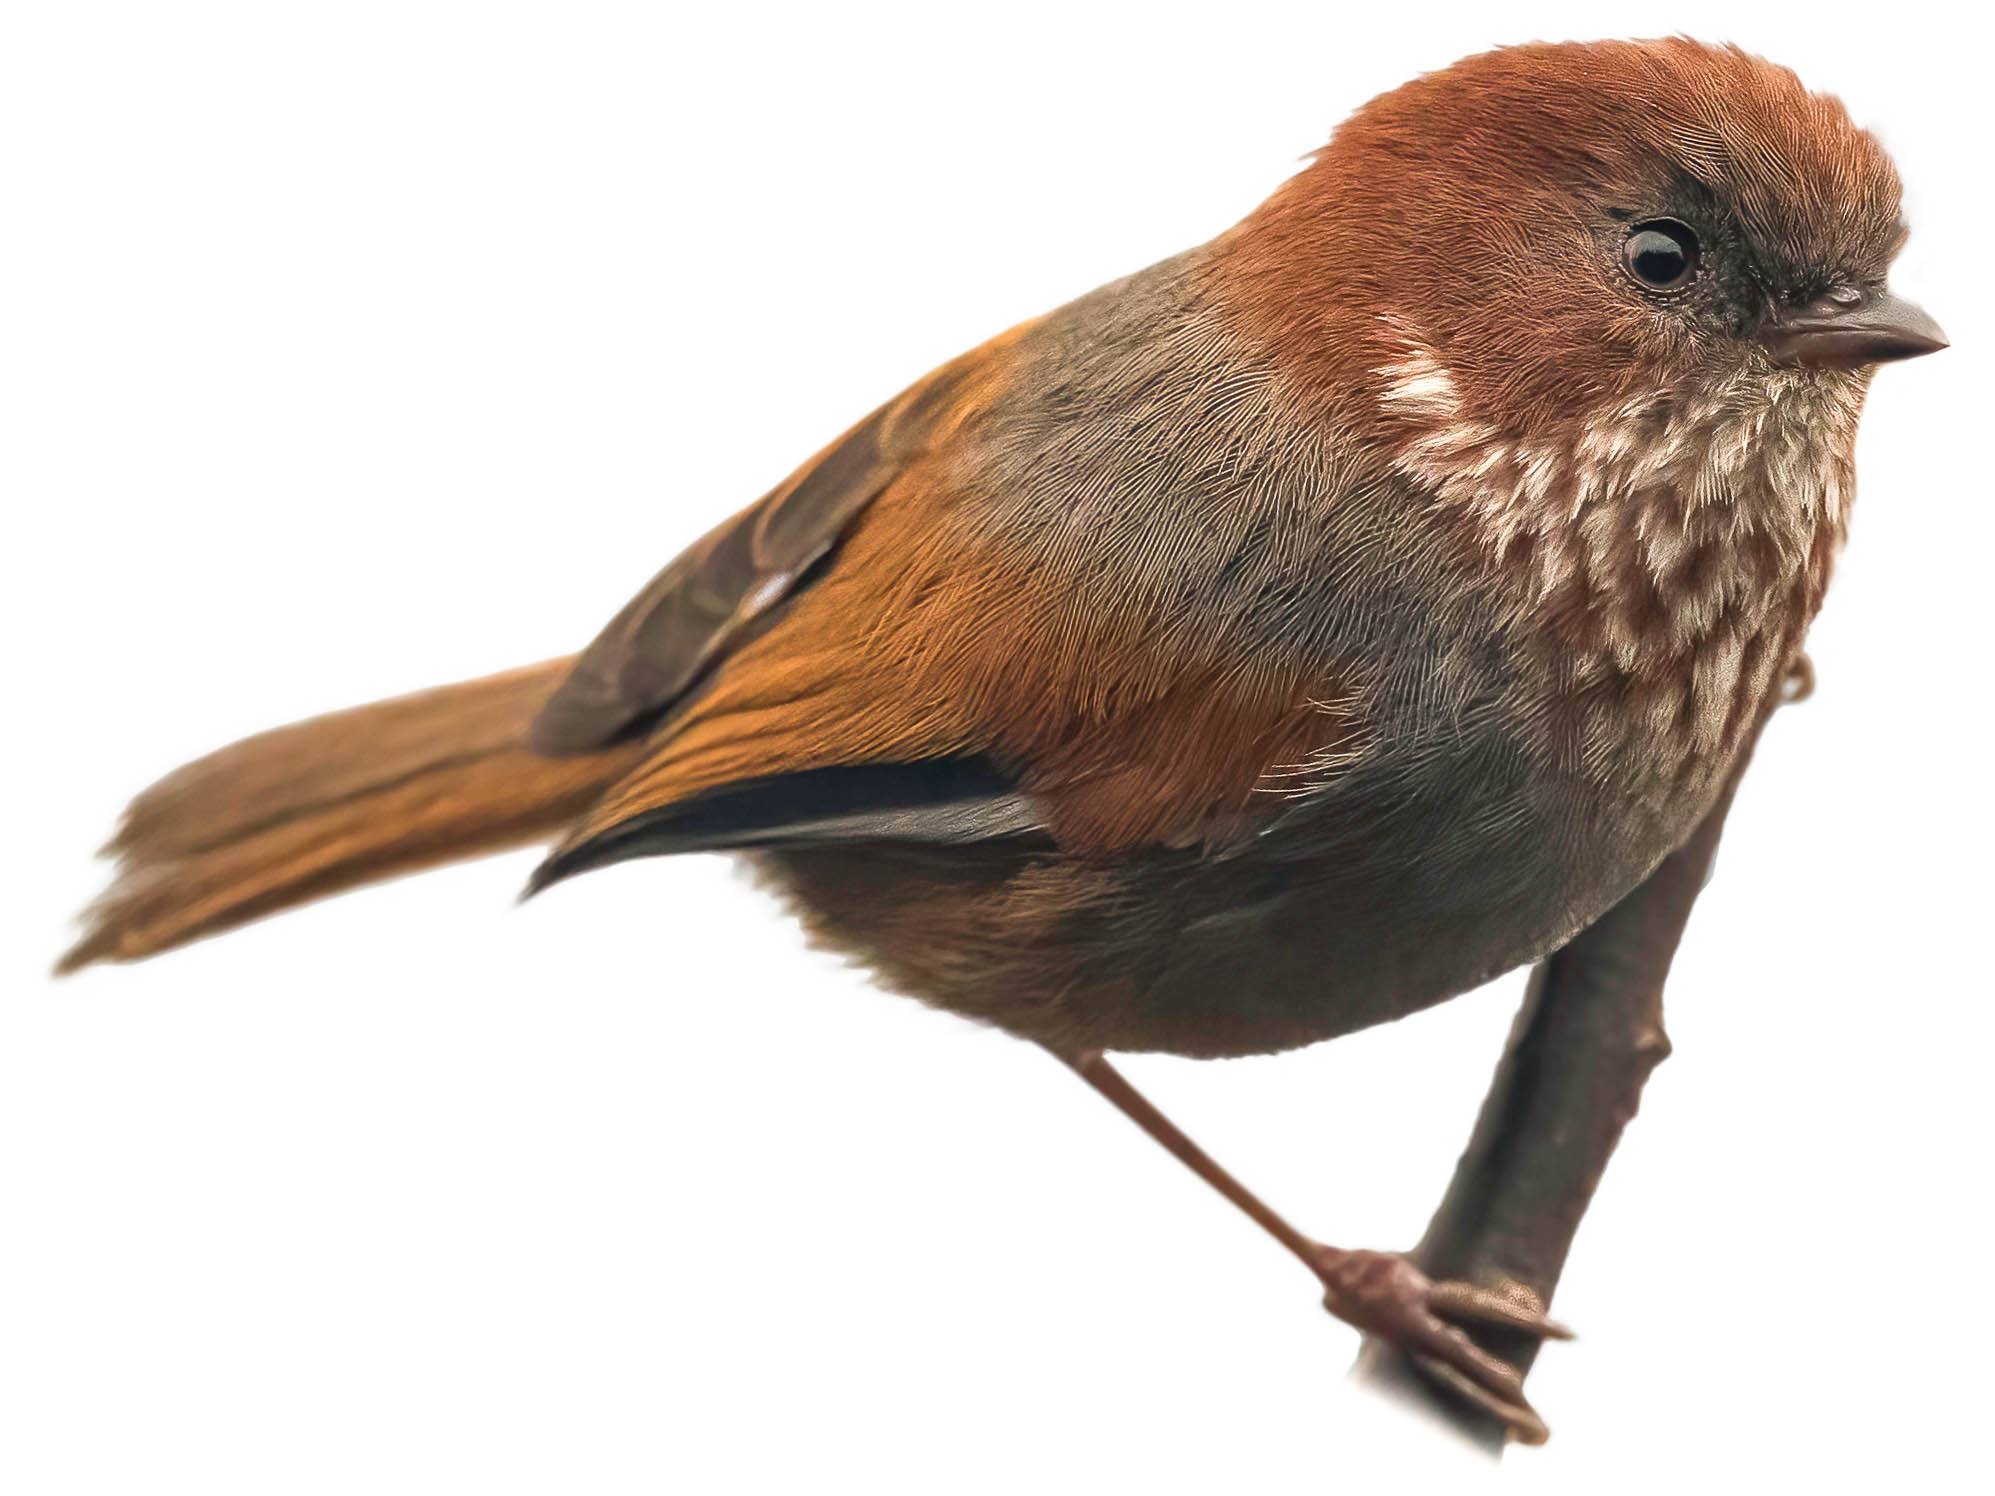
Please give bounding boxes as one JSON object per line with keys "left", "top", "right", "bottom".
{"left": 1621, "top": 220, "right": 1700, "bottom": 291}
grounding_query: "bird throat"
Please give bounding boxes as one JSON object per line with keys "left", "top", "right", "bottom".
{"left": 1380, "top": 345, "right": 1868, "bottom": 797}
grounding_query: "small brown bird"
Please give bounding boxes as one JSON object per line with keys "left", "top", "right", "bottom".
{"left": 62, "top": 38, "right": 1944, "bottom": 1440}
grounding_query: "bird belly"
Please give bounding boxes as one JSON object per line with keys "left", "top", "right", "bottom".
{"left": 750, "top": 735, "right": 1719, "bottom": 1059}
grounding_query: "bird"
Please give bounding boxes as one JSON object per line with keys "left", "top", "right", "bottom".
{"left": 60, "top": 37, "right": 1945, "bottom": 1441}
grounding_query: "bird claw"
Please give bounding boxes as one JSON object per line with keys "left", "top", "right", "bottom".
{"left": 1314, "top": 1248, "right": 1566, "bottom": 1444}
{"left": 1781, "top": 649, "right": 1816, "bottom": 704}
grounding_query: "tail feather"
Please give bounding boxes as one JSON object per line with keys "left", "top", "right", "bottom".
{"left": 59, "top": 658, "right": 645, "bottom": 974}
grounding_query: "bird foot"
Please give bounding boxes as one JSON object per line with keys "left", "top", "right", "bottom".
{"left": 1312, "top": 1247, "right": 1570, "bottom": 1444}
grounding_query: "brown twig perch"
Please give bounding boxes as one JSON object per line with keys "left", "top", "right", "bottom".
{"left": 1353, "top": 688, "right": 1790, "bottom": 1448}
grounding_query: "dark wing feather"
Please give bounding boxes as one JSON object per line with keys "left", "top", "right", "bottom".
{"left": 525, "top": 758, "right": 1044, "bottom": 894}
{"left": 530, "top": 360, "right": 977, "bottom": 754}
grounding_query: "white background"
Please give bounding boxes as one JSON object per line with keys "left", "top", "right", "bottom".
{"left": 2, "top": 2, "right": 1985, "bottom": 1490}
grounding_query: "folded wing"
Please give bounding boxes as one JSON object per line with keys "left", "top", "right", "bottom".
{"left": 529, "top": 297, "right": 1359, "bottom": 892}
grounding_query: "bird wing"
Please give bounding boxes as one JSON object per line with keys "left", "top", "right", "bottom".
{"left": 526, "top": 326, "right": 1062, "bottom": 892}
{"left": 529, "top": 292, "right": 1360, "bottom": 893}
{"left": 530, "top": 346, "right": 994, "bottom": 756}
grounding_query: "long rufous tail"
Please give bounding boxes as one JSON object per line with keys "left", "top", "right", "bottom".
{"left": 58, "top": 659, "right": 646, "bottom": 974}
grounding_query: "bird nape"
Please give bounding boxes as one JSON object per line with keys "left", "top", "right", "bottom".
{"left": 62, "top": 38, "right": 1944, "bottom": 1444}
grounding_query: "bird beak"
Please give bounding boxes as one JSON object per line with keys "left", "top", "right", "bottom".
{"left": 1760, "top": 287, "right": 1949, "bottom": 370}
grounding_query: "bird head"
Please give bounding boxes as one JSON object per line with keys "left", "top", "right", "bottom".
{"left": 1225, "top": 38, "right": 1944, "bottom": 444}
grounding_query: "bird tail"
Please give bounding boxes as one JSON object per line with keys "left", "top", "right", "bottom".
{"left": 57, "top": 658, "right": 646, "bottom": 974}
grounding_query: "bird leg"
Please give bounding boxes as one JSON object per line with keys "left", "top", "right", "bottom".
{"left": 1061, "top": 1048, "right": 1568, "bottom": 1443}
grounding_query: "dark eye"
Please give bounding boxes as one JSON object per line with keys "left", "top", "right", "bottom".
{"left": 1621, "top": 219, "right": 1700, "bottom": 291}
